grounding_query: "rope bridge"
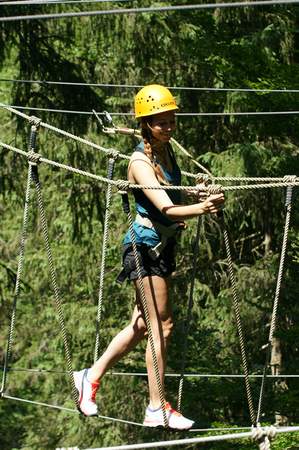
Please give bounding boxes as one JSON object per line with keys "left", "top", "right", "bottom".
{"left": 0, "top": 103, "right": 298, "bottom": 449}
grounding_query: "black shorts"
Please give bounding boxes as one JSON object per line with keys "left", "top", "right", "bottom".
{"left": 116, "top": 239, "right": 177, "bottom": 283}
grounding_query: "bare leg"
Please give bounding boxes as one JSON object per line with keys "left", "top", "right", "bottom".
{"left": 135, "top": 275, "right": 173, "bottom": 409}
{"left": 88, "top": 305, "right": 146, "bottom": 383}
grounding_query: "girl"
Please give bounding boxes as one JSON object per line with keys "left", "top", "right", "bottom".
{"left": 74, "top": 84, "right": 225, "bottom": 429}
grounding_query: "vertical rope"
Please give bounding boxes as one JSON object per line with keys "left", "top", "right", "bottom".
{"left": 31, "top": 165, "right": 79, "bottom": 408}
{"left": 176, "top": 217, "right": 201, "bottom": 412}
{"left": 1, "top": 162, "right": 33, "bottom": 394}
{"left": 256, "top": 181, "right": 295, "bottom": 424}
{"left": 219, "top": 213, "right": 256, "bottom": 425}
{"left": 94, "top": 156, "right": 116, "bottom": 362}
{"left": 120, "top": 191, "right": 168, "bottom": 428}
{"left": 31, "top": 164, "right": 79, "bottom": 409}
{"left": 1, "top": 120, "right": 40, "bottom": 394}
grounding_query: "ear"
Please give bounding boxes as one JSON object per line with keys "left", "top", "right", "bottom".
{"left": 147, "top": 122, "right": 154, "bottom": 133}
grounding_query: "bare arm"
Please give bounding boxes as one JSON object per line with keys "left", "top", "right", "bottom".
{"left": 128, "top": 152, "right": 225, "bottom": 221}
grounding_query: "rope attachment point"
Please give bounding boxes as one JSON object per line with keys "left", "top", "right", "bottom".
{"left": 195, "top": 173, "right": 210, "bottom": 184}
{"left": 207, "top": 183, "right": 223, "bottom": 195}
{"left": 107, "top": 149, "right": 120, "bottom": 161}
{"left": 29, "top": 115, "right": 42, "bottom": 128}
{"left": 252, "top": 425, "right": 277, "bottom": 450}
{"left": 283, "top": 175, "right": 297, "bottom": 184}
{"left": 116, "top": 180, "right": 131, "bottom": 192}
{"left": 27, "top": 151, "right": 41, "bottom": 166}
{"left": 28, "top": 115, "right": 42, "bottom": 165}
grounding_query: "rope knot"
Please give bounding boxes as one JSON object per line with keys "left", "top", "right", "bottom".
{"left": 116, "top": 180, "right": 130, "bottom": 191}
{"left": 29, "top": 116, "right": 42, "bottom": 128}
{"left": 283, "top": 175, "right": 297, "bottom": 184}
{"left": 264, "top": 426, "right": 277, "bottom": 440}
{"left": 27, "top": 151, "right": 41, "bottom": 165}
{"left": 252, "top": 425, "right": 277, "bottom": 450}
{"left": 195, "top": 173, "right": 210, "bottom": 184}
{"left": 207, "top": 184, "right": 223, "bottom": 195}
{"left": 107, "top": 149, "right": 120, "bottom": 160}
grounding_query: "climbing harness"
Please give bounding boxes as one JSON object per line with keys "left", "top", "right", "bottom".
{"left": 135, "top": 213, "right": 186, "bottom": 260}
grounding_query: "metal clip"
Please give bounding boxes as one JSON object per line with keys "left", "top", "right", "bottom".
{"left": 148, "top": 242, "right": 164, "bottom": 260}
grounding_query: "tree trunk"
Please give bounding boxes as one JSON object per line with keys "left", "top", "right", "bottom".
{"left": 270, "top": 337, "right": 288, "bottom": 425}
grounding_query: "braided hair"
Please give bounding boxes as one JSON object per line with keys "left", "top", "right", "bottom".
{"left": 140, "top": 117, "right": 169, "bottom": 185}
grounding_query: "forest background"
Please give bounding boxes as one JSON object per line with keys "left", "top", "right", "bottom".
{"left": 0, "top": 1, "right": 299, "bottom": 449}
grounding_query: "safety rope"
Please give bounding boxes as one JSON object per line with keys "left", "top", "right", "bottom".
{"left": 252, "top": 425, "right": 277, "bottom": 450}
{"left": 1, "top": 393, "right": 144, "bottom": 426}
{"left": 1, "top": 0, "right": 298, "bottom": 23}
{"left": 2, "top": 365, "right": 299, "bottom": 378}
{"left": 256, "top": 178, "right": 296, "bottom": 424}
{"left": 94, "top": 154, "right": 118, "bottom": 362}
{"left": 1, "top": 106, "right": 297, "bottom": 440}
{"left": 1, "top": 141, "right": 298, "bottom": 194}
{"left": 2, "top": 78, "right": 299, "bottom": 93}
{"left": 1, "top": 121, "right": 77, "bottom": 411}
{"left": 218, "top": 212, "right": 257, "bottom": 426}
{"left": 31, "top": 162, "right": 79, "bottom": 409}
{"left": 0, "top": 154, "right": 34, "bottom": 395}
{"left": 1, "top": 104, "right": 299, "bottom": 188}
{"left": 1, "top": 103, "right": 130, "bottom": 160}
{"left": 22, "top": 122, "right": 79, "bottom": 410}
{"left": 76, "top": 425, "right": 299, "bottom": 450}
{"left": 4, "top": 103, "right": 299, "bottom": 117}
{"left": 176, "top": 217, "right": 201, "bottom": 412}
{"left": 3, "top": 0, "right": 130, "bottom": 5}
{"left": 170, "top": 138, "right": 213, "bottom": 176}
{"left": 120, "top": 192, "right": 168, "bottom": 428}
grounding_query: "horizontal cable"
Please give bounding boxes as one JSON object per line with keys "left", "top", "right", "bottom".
{"left": 2, "top": 366, "right": 299, "bottom": 377}
{"left": 2, "top": 393, "right": 78, "bottom": 413}
{"left": 108, "top": 371, "right": 299, "bottom": 378}
{"left": 0, "top": 103, "right": 130, "bottom": 159}
{"left": 4, "top": 393, "right": 299, "bottom": 440}
{"left": 0, "top": 0, "right": 298, "bottom": 22}
{"left": 83, "top": 426, "right": 299, "bottom": 450}
{"left": 0, "top": 394, "right": 257, "bottom": 432}
{"left": 0, "top": 0, "right": 130, "bottom": 5}
{"left": 0, "top": 393, "right": 254, "bottom": 432}
{"left": 1, "top": 78, "right": 299, "bottom": 93}
{"left": 1, "top": 394, "right": 143, "bottom": 426}
{"left": 3, "top": 104, "right": 299, "bottom": 117}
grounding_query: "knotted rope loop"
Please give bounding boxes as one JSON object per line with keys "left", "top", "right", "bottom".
{"left": 207, "top": 184, "right": 223, "bottom": 195}
{"left": 195, "top": 173, "right": 210, "bottom": 184}
{"left": 29, "top": 116, "right": 42, "bottom": 129}
{"left": 252, "top": 425, "right": 265, "bottom": 442}
{"left": 283, "top": 175, "right": 297, "bottom": 184}
{"left": 116, "top": 180, "right": 130, "bottom": 191}
{"left": 252, "top": 425, "right": 277, "bottom": 450}
{"left": 264, "top": 426, "right": 277, "bottom": 440}
{"left": 27, "top": 151, "right": 41, "bottom": 166}
{"left": 107, "top": 148, "right": 120, "bottom": 160}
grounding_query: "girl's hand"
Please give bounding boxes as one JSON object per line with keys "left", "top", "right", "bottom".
{"left": 199, "top": 193, "right": 225, "bottom": 215}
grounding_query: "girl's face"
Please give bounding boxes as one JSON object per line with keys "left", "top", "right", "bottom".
{"left": 149, "top": 111, "right": 176, "bottom": 143}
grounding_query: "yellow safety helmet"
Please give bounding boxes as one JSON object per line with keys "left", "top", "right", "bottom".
{"left": 134, "top": 84, "right": 178, "bottom": 119}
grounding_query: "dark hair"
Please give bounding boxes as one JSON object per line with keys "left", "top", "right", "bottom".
{"left": 140, "top": 117, "right": 169, "bottom": 185}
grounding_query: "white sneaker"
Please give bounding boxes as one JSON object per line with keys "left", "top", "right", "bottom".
{"left": 143, "top": 402, "right": 194, "bottom": 430}
{"left": 73, "top": 368, "right": 99, "bottom": 416}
